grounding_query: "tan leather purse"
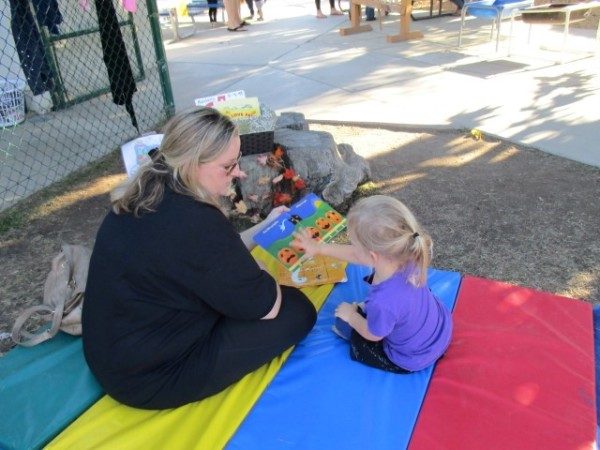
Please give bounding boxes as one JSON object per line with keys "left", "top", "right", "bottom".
{"left": 11, "top": 244, "right": 92, "bottom": 347}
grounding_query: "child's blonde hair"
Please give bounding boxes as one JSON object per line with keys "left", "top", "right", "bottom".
{"left": 347, "top": 195, "right": 432, "bottom": 286}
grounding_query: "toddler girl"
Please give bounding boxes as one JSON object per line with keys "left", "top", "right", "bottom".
{"left": 292, "top": 195, "right": 452, "bottom": 373}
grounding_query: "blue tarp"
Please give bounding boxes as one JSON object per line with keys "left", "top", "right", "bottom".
{"left": 593, "top": 305, "right": 600, "bottom": 444}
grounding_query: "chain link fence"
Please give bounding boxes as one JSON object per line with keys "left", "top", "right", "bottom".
{"left": 0, "top": 0, "right": 174, "bottom": 212}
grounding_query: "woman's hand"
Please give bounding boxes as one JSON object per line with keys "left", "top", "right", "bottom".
{"left": 291, "top": 228, "right": 322, "bottom": 257}
{"left": 264, "top": 205, "right": 289, "bottom": 223}
{"left": 242, "top": 205, "right": 290, "bottom": 250}
{"left": 335, "top": 302, "right": 357, "bottom": 323}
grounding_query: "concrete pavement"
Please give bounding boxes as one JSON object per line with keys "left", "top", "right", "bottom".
{"left": 162, "top": 0, "right": 600, "bottom": 167}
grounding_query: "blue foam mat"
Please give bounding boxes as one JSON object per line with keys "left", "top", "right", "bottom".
{"left": 227, "top": 265, "right": 462, "bottom": 450}
{"left": 0, "top": 333, "right": 102, "bottom": 450}
{"left": 593, "top": 305, "right": 600, "bottom": 444}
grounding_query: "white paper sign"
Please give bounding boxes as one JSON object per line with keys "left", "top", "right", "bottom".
{"left": 121, "top": 134, "right": 164, "bottom": 177}
{"left": 194, "top": 90, "right": 246, "bottom": 108}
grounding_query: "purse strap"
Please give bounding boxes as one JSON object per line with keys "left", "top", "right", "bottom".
{"left": 11, "top": 244, "right": 90, "bottom": 347}
{"left": 11, "top": 299, "right": 65, "bottom": 347}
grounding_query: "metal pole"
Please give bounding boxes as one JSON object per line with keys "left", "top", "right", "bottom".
{"left": 146, "top": 0, "right": 176, "bottom": 118}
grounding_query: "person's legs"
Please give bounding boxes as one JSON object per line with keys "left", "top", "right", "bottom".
{"left": 449, "top": 0, "right": 464, "bottom": 14}
{"left": 244, "top": 0, "right": 254, "bottom": 18}
{"left": 224, "top": 0, "right": 244, "bottom": 29}
{"left": 255, "top": 0, "right": 264, "bottom": 20}
{"left": 315, "top": 0, "right": 326, "bottom": 17}
{"left": 198, "top": 287, "right": 317, "bottom": 398}
{"left": 329, "top": 0, "right": 343, "bottom": 15}
{"left": 349, "top": 331, "right": 412, "bottom": 374}
{"left": 208, "top": 6, "right": 217, "bottom": 22}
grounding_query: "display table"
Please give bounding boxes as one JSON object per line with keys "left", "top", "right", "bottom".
{"left": 339, "top": 0, "right": 423, "bottom": 42}
{"left": 520, "top": 2, "right": 600, "bottom": 49}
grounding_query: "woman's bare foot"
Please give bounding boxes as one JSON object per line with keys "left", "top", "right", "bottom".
{"left": 330, "top": 8, "right": 343, "bottom": 15}
{"left": 316, "top": 10, "right": 327, "bottom": 18}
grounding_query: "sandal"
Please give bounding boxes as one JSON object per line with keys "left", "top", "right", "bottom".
{"left": 227, "top": 25, "right": 247, "bottom": 31}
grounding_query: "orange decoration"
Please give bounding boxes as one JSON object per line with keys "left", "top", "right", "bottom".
{"left": 283, "top": 168, "right": 295, "bottom": 180}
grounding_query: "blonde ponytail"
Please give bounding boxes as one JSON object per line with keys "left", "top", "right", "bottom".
{"left": 347, "top": 195, "right": 432, "bottom": 286}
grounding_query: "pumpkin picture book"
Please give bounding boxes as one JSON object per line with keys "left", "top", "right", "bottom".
{"left": 253, "top": 193, "right": 347, "bottom": 275}
{"left": 276, "top": 254, "right": 347, "bottom": 288}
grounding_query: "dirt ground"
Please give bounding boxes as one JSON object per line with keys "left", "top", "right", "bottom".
{"left": 1, "top": 123, "right": 599, "bottom": 355}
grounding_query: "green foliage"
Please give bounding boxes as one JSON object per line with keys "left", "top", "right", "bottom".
{"left": 0, "top": 209, "right": 25, "bottom": 235}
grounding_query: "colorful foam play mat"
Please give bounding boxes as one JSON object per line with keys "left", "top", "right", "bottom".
{"left": 0, "top": 250, "right": 596, "bottom": 449}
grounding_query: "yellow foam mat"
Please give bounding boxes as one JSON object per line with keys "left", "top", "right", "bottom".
{"left": 47, "top": 247, "right": 333, "bottom": 450}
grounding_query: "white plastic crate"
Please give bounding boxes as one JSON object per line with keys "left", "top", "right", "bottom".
{"left": 0, "top": 79, "right": 26, "bottom": 128}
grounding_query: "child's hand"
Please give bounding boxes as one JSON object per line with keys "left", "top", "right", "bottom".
{"left": 335, "top": 302, "right": 357, "bottom": 323}
{"left": 291, "top": 228, "right": 321, "bottom": 257}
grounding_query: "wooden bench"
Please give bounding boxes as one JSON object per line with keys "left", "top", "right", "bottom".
{"left": 339, "top": 0, "right": 423, "bottom": 43}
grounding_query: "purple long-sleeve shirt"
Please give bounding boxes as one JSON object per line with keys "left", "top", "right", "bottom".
{"left": 365, "top": 268, "right": 453, "bottom": 371}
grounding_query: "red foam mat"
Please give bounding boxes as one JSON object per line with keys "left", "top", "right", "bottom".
{"left": 409, "top": 275, "right": 596, "bottom": 450}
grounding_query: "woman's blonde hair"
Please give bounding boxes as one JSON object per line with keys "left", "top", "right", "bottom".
{"left": 347, "top": 195, "right": 432, "bottom": 286}
{"left": 111, "top": 108, "right": 237, "bottom": 216}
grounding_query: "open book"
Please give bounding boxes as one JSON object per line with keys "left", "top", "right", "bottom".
{"left": 253, "top": 193, "right": 347, "bottom": 273}
{"left": 276, "top": 255, "right": 347, "bottom": 288}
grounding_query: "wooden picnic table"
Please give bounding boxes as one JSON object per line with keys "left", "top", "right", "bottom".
{"left": 339, "top": 0, "right": 424, "bottom": 42}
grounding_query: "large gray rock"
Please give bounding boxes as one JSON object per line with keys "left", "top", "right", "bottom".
{"left": 325, "top": 143, "right": 371, "bottom": 207}
{"left": 279, "top": 128, "right": 370, "bottom": 206}
{"left": 236, "top": 115, "right": 370, "bottom": 214}
{"left": 275, "top": 112, "right": 309, "bottom": 131}
{"left": 237, "top": 155, "right": 280, "bottom": 216}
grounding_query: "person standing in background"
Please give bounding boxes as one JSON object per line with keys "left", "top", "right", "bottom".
{"left": 208, "top": 0, "right": 218, "bottom": 25}
{"left": 315, "top": 0, "right": 343, "bottom": 18}
{"left": 243, "top": 0, "right": 255, "bottom": 19}
{"left": 450, "top": 0, "right": 464, "bottom": 15}
{"left": 224, "top": 0, "right": 247, "bottom": 30}
{"left": 255, "top": 0, "right": 265, "bottom": 20}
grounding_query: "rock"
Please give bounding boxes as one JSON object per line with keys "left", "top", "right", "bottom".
{"left": 323, "top": 143, "right": 372, "bottom": 207}
{"left": 274, "top": 128, "right": 369, "bottom": 208}
{"left": 236, "top": 113, "right": 370, "bottom": 214}
{"left": 275, "top": 112, "right": 309, "bottom": 131}
{"left": 237, "top": 154, "right": 280, "bottom": 216}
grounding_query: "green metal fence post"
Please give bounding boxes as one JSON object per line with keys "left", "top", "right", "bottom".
{"left": 146, "top": 0, "right": 176, "bottom": 118}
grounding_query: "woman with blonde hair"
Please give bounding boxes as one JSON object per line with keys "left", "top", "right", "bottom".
{"left": 293, "top": 195, "right": 452, "bottom": 373}
{"left": 83, "top": 108, "right": 316, "bottom": 409}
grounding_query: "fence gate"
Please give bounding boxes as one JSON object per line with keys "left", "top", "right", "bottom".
{"left": 0, "top": 0, "right": 174, "bottom": 212}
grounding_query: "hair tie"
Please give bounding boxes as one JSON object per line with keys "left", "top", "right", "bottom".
{"left": 412, "top": 232, "right": 419, "bottom": 239}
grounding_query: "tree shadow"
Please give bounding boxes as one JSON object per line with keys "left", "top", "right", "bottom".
{"left": 320, "top": 122, "right": 600, "bottom": 304}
